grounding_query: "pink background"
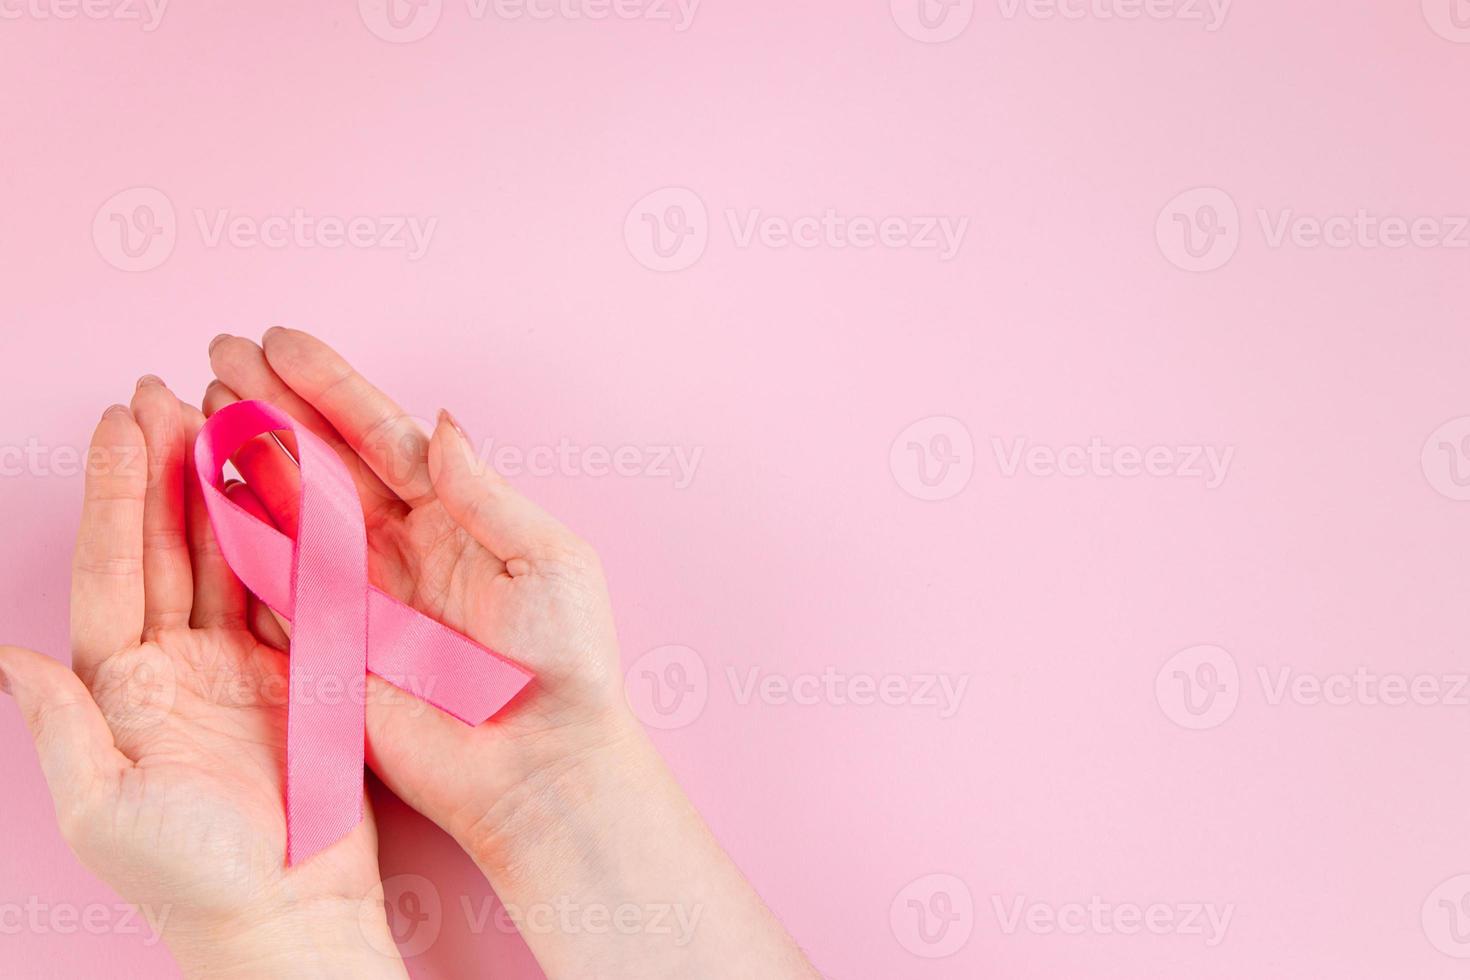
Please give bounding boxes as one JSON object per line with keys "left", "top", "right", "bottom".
{"left": 3, "top": 1, "right": 1470, "bottom": 976}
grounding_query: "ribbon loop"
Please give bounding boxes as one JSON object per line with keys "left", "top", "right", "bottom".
{"left": 194, "top": 399, "right": 532, "bottom": 865}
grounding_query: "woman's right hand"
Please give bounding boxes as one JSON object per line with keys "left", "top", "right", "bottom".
{"left": 206, "top": 328, "right": 637, "bottom": 864}
{"left": 207, "top": 328, "right": 819, "bottom": 978}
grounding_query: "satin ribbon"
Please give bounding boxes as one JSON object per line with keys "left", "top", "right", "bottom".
{"left": 193, "top": 399, "right": 532, "bottom": 865}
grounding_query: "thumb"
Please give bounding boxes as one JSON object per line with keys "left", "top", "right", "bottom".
{"left": 427, "top": 409, "right": 582, "bottom": 563}
{"left": 0, "top": 645, "right": 125, "bottom": 835}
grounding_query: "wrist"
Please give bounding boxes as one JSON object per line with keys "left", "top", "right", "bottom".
{"left": 452, "top": 704, "right": 659, "bottom": 886}
{"left": 448, "top": 704, "right": 821, "bottom": 979}
{"left": 166, "top": 897, "right": 409, "bottom": 980}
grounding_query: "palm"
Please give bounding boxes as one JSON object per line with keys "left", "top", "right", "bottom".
{"left": 389, "top": 500, "right": 617, "bottom": 710}
{"left": 82, "top": 627, "right": 381, "bottom": 918}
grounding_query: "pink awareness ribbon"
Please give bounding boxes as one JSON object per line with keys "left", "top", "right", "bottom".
{"left": 193, "top": 399, "right": 533, "bottom": 865}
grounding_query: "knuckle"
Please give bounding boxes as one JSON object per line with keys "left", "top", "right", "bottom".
{"left": 542, "top": 534, "right": 602, "bottom": 576}
{"left": 52, "top": 786, "right": 101, "bottom": 848}
{"left": 74, "top": 554, "right": 142, "bottom": 578}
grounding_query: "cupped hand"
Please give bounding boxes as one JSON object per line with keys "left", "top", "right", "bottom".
{"left": 204, "top": 330, "right": 819, "bottom": 979}
{"left": 205, "top": 328, "right": 634, "bottom": 867}
{"left": 0, "top": 380, "right": 404, "bottom": 979}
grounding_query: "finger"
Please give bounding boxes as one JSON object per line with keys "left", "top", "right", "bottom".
{"left": 261, "top": 326, "right": 436, "bottom": 507}
{"left": 224, "top": 481, "right": 294, "bottom": 650}
{"left": 363, "top": 673, "right": 482, "bottom": 833}
{"left": 428, "top": 410, "right": 580, "bottom": 563}
{"left": 209, "top": 334, "right": 403, "bottom": 524}
{"left": 226, "top": 476, "right": 277, "bottom": 528}
{"left": 203, "top": 380, "right": 302, "bottom": 537}
{"left": 0, "top": 645, "right": 128, "bottom": 835}
{"left": 182, "top": 404, "right": 248, "bottom": 630}
{"left": 248, "top": 595, "right": 292, "bottom": 652}
{"left": 130, "top": 377, "right": 193, "bottom": 632}
{"left": 71, "top": 405, "right": 147, "bottom": 678}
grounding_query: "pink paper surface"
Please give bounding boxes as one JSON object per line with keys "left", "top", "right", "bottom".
{"left": 2, "top": 2, "right": 1468, "bottom": 977}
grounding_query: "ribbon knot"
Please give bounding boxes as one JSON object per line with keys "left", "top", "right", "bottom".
{"left": 194, "top": 399, "right": 532, "bottom": 865}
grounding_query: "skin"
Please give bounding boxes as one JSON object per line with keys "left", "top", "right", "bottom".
{"left": 0, "top": 383, "right": 404, "bottom": 979}
{"left": 1, "top": 329, "right": 817, "bottom": 978}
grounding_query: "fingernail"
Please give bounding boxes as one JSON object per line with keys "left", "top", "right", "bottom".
{"left": 0, "top": 663, "right": 11, "bottom": 697}
{"left": 263, "top": 326, "right": 286, "bottom": 343}
{"left": 101, "top": 404, "right": 129, "bottom": 419}
{"left": 137, "top": 374, "right": 164, "bottom": 389}
{"left": 438, "top": 409, "right": 467, "bottom": 441}
{"left": 209, "top": 333, "right": 231, "bottom": 354}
